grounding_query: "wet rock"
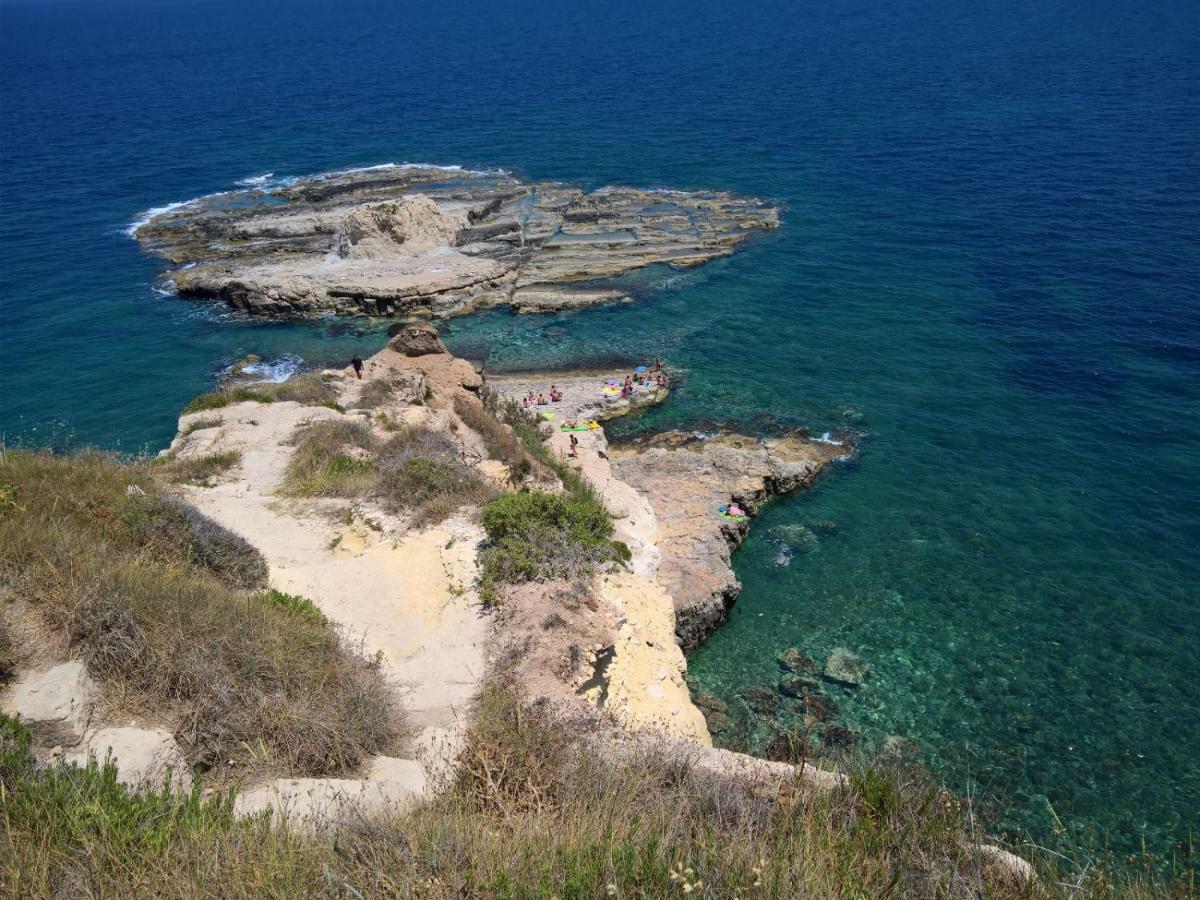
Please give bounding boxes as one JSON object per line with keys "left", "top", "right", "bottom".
{"left": 229, "top": 354, "right": 262, "bottom": 376}
{"left": 806, "top": 518, "right": 840, "bottom": 535}
{"left": 799, "top": 693, "right": 839, "bottom": 722}
{"left": 777, "top": 647, "right": 818, "bottom": 675}
{"left": 387, "top": 322, "right": 447, "bottom": 356}
{"left": 132, "top": 165, "right": 779, "bottom": 319}
{"left": 740, "top": 684, "right": 780, "bottom": 716}
{"left": 703, "top": 710, "right": 731, "bottom": 734}
{"left": 607, "top": 431, "right": 851, "bottom": 649}
{"left": 822, "top": 647, "right": 870, "bottom": 686}
{"left": 692, "top": 691, "right": 728, "bottom": 715}
{"left": 778, "top": 674, "right": 821, "bottom": 698}
{"left": 1, "top": 661, "right": 96, "bottom": 746}
{"left": 820, "top": 724, "right": 856, "bottom": 749}
{"left": 768, "top": 524, "right": 819, "bottom": 550}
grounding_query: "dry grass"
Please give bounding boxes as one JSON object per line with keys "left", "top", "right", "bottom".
{"left": 374, "top": 426, "right": 497, "bottom": 527}
{"left": 0, "top": 450, "right": 399, "bottom": 778}
{"left": 182, "top": 373, "right": 341, "bottom": 414}
{"left": 279, "top": 419, "right": 377, "bottom": 497}
{"left": 181, "top": 416, "right": 222, "bottom": 435}
{"left": 278, "top": 419, "right": 494, "bottom": 525}
{"left": 156, "top": 449, "right": 241, "bottom": 485}
{"left": 351, "top": 379, "right": 397, "bottom": 409}
{"left": 1, "top": 685, "right": 1189, "bottom": 898}
{"left": 454, "top": 393, "right": 536, "bottom": 483}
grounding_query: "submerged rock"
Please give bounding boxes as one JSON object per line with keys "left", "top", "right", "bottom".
{"left": 820, "top": 724, "right": 856, "bottom": 749}
{"left": 798, "top": 693, "right": 839, "bottom": 722}
{"left": 778, "top": 674, "right": 821, "bottom": 698}
{"left": 740, "top": 684, "right": 780, "bottom": 716}
{"left": 822, "top": 647, "right": 870, "bottom": 687}
{"left": 777, "top": 647, "right": 818, "bottom": 674}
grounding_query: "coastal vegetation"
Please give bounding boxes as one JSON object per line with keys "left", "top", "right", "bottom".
{"left": 156, "top": 448, "right": 241, "bottom": 486}
{"left": 181, "top": 373, "right": 341, "bottom": 414}
{"left": 279, "top": 418, "right": 496, "bottom": 526}
{"left": 1, "top": 687, "right": 1187, "bottom": 898}
{"left": 0, "top": 450, "right": 398, "bottom": 778}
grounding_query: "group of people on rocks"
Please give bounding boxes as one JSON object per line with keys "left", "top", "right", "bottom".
{"left": 522, "top": 385, "right": 564, "bottom": 407}
{"left": 619, "top": 358, "right": 668, "bottom": 398}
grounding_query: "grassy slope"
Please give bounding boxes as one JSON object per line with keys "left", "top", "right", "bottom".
{"left": 1, "top": 686, "right": 1187, "bottom": 898}
{"left": 0, "top": 450, "right": 397, "bottom": 778}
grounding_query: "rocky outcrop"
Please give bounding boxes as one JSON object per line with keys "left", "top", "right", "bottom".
{"left": 1, "top": 661, "right": 96, "bottom": 746}
{"left": 608, "top": 432, "right": 851, "bottom": 648}
{"left": 386, "top": 321, "right": 448, "bottom": 356}
{"left": 234, "top": 756, "right": 427, "bottom": 830}
{"left": 132, "top": 165, "right": 779, "bottom": 318}
{"left": 65, "top": 726, "right": 192, "bottom": 790}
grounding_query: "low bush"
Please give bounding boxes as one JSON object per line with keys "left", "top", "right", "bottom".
{"left": 375, "top": 427, "right": 496, "bottom": 526}
{"left": 115, "top": 491, "right": 267, "bottom": 589}
{"left": 351, "top": 379, "right": 397, "bottom": 409}
{"left": 182, "top": 416, "right": 222, "bottom": 435}
{"left": 0, "top": 621, "right": 15, "bottom": 685}
{"left": 0, "top": 450, "right": 398, "bottom": 778}
{"left": 279, "top": 419, "right": 377, "bottom": 497}
{"left": 259, "top": 588, "right": 327, "bottom": 625}
{"left": 454, "top": 393, "right": 533, "bottom": 482}
{"left": 182, "top": 373, "right": 339, "bottom": 414}
{"left": 478, "top": 490, "right": 615, "bottom": 603}
{"left": 157, "top": 449, "right": 241, "bottom": 485}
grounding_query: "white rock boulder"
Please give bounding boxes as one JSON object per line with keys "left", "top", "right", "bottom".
{"left": 234, "top": 755, "right": 428, "bottom": 829}
{"left": 66, "top": 726, "right": 192, "bottom": 791}
{"left": 1, "top": 661, "right": 96, "bottom": 745}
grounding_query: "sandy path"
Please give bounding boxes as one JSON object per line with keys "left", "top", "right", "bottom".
{"left": 171, "top": 401, "right": 488, "bottom": 762}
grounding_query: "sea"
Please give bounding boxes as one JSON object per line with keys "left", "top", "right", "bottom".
{"left": 2, "top": 0, "right": 1197, "bottom": 868}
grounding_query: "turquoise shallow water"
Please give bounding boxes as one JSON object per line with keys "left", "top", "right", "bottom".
{"left": 2, "top": 0, "right": 1197, "bottom": 867}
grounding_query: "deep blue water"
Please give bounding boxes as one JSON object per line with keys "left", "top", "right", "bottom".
{"left": 2, "top": 0, "right": 1197, "bottom": 866}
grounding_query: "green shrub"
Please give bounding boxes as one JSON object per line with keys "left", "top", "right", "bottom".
{"left": 279, "top": 419, "right": 377, "bottom": 497}
{"left": 478, "top": 491, "right": 615, "bottom": 603}
{"left": 259, "top": 588, "right": 327, "bottom": 625}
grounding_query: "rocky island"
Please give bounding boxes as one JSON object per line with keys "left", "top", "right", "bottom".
{"left": 131, "top": 164, "right": 780, "bottom": 318}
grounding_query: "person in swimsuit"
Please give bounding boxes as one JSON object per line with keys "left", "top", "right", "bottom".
{"left": 350, "top": 357, "right": 364, "bottom": 379}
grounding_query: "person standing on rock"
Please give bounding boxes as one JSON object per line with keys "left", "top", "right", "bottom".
{"left": 350, "top": 357, "right": 363, "bottom": 379}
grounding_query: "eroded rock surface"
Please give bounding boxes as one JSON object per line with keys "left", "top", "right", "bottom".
{"left": 608, "top": 432, "right": 850, "bottom": 648}
{"left": 132, "top": 165, "right": 779, "bottom": 318}
{"left": 1, "top": 661, "right": 96, "bottom": 746}
{"left": 65, "top": 726, "right": 192, "bottom": 790}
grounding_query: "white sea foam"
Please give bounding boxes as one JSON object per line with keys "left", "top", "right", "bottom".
{"left": 235, "top": 172, "right": 276, "bottom": 187}
{"left": 236, "top": 354, "right": 303, "bottom": 384}
{"left": 123, "top": 188, "right": 238, "bottom": 237}
{"left": 814, "top": 432, "right": 845, "bottom": 446}
{"left": 125, "top": 163, "right": 507, "bottom": 237}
